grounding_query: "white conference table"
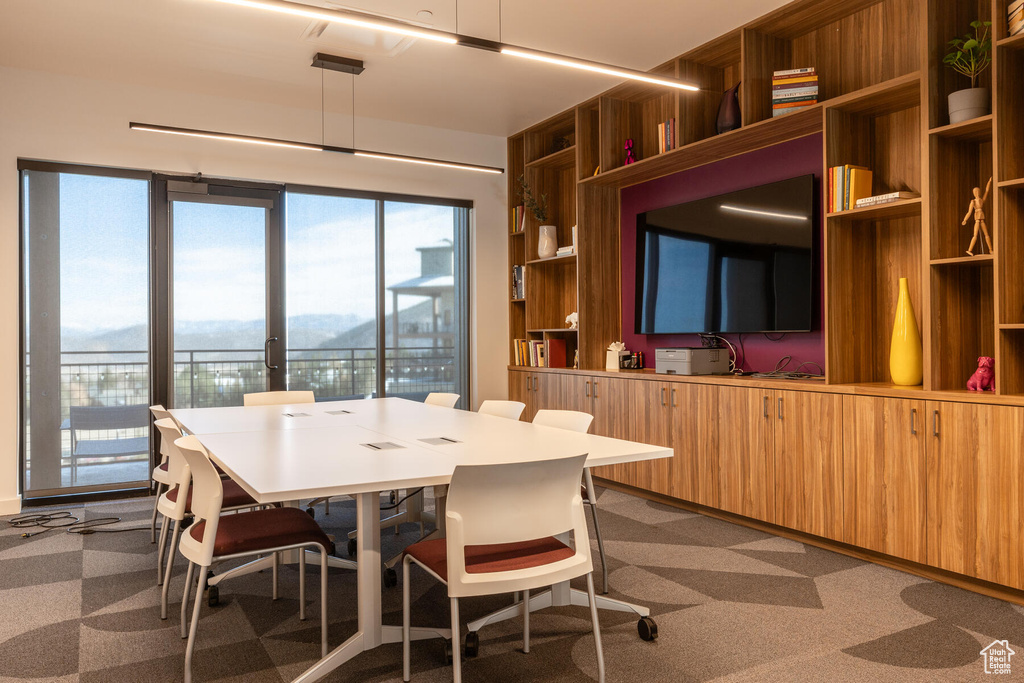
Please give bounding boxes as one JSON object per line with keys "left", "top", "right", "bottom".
{"left": 171, "top": 397, "right": 671, "bottom": 683}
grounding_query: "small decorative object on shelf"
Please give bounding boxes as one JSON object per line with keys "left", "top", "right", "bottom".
{"left": 606, "top": 341, "right": 629, "bottom": 370}
{"left": 565, "top": 311, "right": 578, "bottom": 330}
{"left": 624, "top": 139, "right": 637, "bottom": 165}
{"left": 517, "top": 174, "right": 548, "bottom": 224}
{"left": 963, "top": 177, "right": 993, "bottom": 256}
{"left": 553, "top": 135, "right": 572, "bottom": 152}
{"left": 538, "top": 225, "right": 558, "bottom": 258}
{"left": 716, "top": 82, "right": 741, "bottom": 134}
{"left": 853, "top": 191, "right": 920, "bottom": 209}
{"left": 967, "top": 356, "right": 995, "bottom": 391}
{"left": 943, "top": 20, "right": 992, "bottom": 124}
{"left": 572, "top": 349, "right": 579, "bottom": 370}
{"left": 889, "top": 277, "right": 923, "bottom": 386}
{"left": 1011, "top": 0, "right": 1024, "bottom": 37}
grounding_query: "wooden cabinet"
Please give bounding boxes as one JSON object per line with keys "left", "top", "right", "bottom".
{"left": 508, "top": 369, "right": 531, "bottom": 419}
{"left": 717, "top": 386, "right": 775, "bottom": 523}
{"left": 508, "top": 369, "right": 563, "bottom": 422}
{"left": 668, "top": 383, "right": 719, "bottom": 507}
{"left": 843, "top": 395, "right": 927, "bottom": 563}
{"left": 927, "top": 401, "right": 1024, "bottom": 590}
{"left": 773, "top": 391, "right": 844, "bottom": 541}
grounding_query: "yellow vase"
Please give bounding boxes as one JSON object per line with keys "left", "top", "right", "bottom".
{"left": 890, "top": 277, "right": 923, "bottom": 386}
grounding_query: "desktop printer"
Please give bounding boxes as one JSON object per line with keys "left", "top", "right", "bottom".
{"left": 655, "top": 347, "right": 729, "bottom": 375}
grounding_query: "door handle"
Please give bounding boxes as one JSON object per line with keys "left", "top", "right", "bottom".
{"left": 910, "top": 408, "right": 917, "bottom": 435}
{"left": 533, "top": 376, "right": 538, "bottom": 392}
{"left": 264, "top": 337, "right": 279, "bottom": 370}
{"left": 933, "top": 409, "right": 939, "bottom": 437}
{"left": 526, "top": 375, "right": 531, "bottom": 392}
{"left": 777, "top": 397, "right": 783, "bottom": 420}
{"left": 671, "top": 387, "right": 677, "bottom": 407}
{"left": 763, "top": 396, "right": 769, "bottom": 419}
{"left": 593, "top": 380, "right": 599, "bottom": 399}
{"left": 586, "top": 381, "right": 590, "bottom": 398}
{"left": 661, "top": 387, "right": 666, "bottom": 406}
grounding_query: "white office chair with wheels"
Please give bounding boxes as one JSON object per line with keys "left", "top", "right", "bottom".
{"left": 242, "top": 390, "right": 315, "bottom": 406}
{"left": 176, "top": 434, "right": 332, "bottom": 683}
{"left": 149, "top": 404, "right": 174, "bottom": 543}
{"left": 403, "top": 453, "right": 604, "bottom": 683}
{"left": 424, "top": 392, "right": 460, "bottom": 408}
{"left": 532, "top": 409, "right": 609, "bottom": 594}
{"left": 477, "top": 400, "right": 526, "bottom": 420}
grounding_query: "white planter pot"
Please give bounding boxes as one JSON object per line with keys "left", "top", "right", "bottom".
{"left": 948, "top": 87, "right": 990, "bottom": 124}
{"left": 538, "top": 225, "right": 558, "bottom": 259}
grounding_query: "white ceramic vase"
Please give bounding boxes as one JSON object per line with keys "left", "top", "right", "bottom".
{"left": 538, "top": 225, "right": 558, "bottom": 259}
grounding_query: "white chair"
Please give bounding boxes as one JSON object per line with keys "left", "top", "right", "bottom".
{"left": 477, "top": 400, "right": 526, "bottom": 420}
{"left": 402, "top": 453, "right": 604, "bottom": 683}
{"left": 533, "top": 409, "right": 609, "bottom": 594}
{"left": 424, "top": 392, "right": 460, "bottom": 408}
{"left": 175, "top": 435, "right": 331, "bottom": 683}
{"left": 149, "top": 404, "right": 174, "bottom": 544}
{"left": 243, "top": 390, "right": 315, "bottom": 407}
{"left": 153, "top": 418, "right": 259, "bottom": 620}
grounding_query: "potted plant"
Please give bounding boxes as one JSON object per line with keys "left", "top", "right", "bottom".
{"left": 943, "top": 20, "right": 992, "bottom": 124}
{"left": 518, "top": 175, "right": 556, "bottom": 258}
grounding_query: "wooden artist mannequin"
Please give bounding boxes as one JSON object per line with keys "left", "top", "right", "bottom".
{"left": 963, "top": 177, "right": 993, "bottom": 256}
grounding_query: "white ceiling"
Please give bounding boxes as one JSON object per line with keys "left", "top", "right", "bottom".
{"left": 1, "top": 0, "right": 788, "bottom": 138}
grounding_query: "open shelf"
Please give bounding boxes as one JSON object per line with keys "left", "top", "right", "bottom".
{"left": 577, "top": 99, "right": 600, "bottom": 180}
{"left": 930, "top": 254, "right": 993, "bottom": 266}
{"left": 677, "top": 31, "right": 741, "bottom": 147}
{"left": 526, "top": 253, "right": 577, "bottom": 266}
{"left": 827, "top": 197, "right": 921, "bottom": 221}
{"left": 999, "top": 329, "right": 1024, "bottom": 395}
{"left": 927, "top": 0, "right": 993, "bottom": 129}
{"left": 524, "top": 110, "right": 575, "bottom": 164}
{"left": 997, "top": 32, "right": 1024, "bottom": 49}
{"left": 1000, "top": 324, "right": 1024, "bottom": 330}
{"left": 525, "top": 259, "right": 577, "bottom": 332}
{"left": 928, "top": 114, "right": 993, "bottom": 141}
{"left": 929, "top": 261, "right": 994, "bottom": 391}
{"left": 928, "top": 126, "right": 992, "bottom": 261}
{"left": 996, "top": 45, "right": 1024, "bottom": 181}
{"left": 597, "top": 62, "right": 679, "bottom": 171}
{"left": 998, "top": 185, "right": 1024, "bottom": 324}
{"left": 527, "top": 328, "right": 579, "bottom": 334}
{"left": 525, "top": 146, "right": 575, "bottom": 171}
{"left": 998, "top": 178, "right": 1024, "bottom": 189}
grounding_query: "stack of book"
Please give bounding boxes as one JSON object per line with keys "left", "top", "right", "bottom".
{"left": 657, "top": 118, "right": 677, "bottom": 154}
{"left": 1010, "top": 0, "right": 1024, "bottom": 36}
{"left": 853, "top": 191, "right": 920, "bottom": 209}
{"left": 513, "top": 339, "right": 546, "bottom": 367}
{"left": 828, "top": 164, "right": 873, "bottom": 212}
{"left": 511, "top": 205, "right": 525, "bottom": 233}
{"left": 773, "top": 68, "right": 818, "bottom": 117}
{"left": 511, "top": 265, "right": 525, "bottom": 300}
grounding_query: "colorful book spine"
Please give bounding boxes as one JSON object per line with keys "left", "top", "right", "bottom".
{"left": 773, "top": 67, "right": 816, "bottom": 78}
{"left": 772, "top": 69, "right": 818, "bottom": 117}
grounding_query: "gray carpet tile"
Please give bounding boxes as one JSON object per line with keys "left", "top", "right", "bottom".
{"left": 1, "top": 490, "right": 1020, "bottom": 682}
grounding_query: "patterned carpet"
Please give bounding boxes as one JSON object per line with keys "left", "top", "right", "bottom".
{"left": 1, "top": 488, "right": 1022, "bottom": 682}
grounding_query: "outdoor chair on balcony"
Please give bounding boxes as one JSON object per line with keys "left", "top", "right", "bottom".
{"left": 68, "top": 404, "right": 151, "bottom": 486}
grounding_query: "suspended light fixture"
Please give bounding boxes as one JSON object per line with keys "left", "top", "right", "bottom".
{"left": 207, "top": 0, "right": 700, "bottom": 91}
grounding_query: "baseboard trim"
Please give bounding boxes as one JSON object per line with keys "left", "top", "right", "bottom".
{"left": 594, "top": 477, "right": 1024, "bottom": 607}
{"left": 0, "top": 496, "right": 22, "bottom": 516}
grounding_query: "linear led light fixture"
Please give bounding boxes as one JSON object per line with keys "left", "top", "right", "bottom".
{"left": 129, "top": 122, "right": 504, "bottom": 174}
{"left": 207, "top": 0, "right": 700, "bottom": 91}
{"left": 720, "top": 204, "right": 809, "bottom": 221}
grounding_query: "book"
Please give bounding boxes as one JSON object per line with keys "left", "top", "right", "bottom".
{"left": 772, "top": 86, "right": 820, "bottom": 98}
{"left": 657, "top": 122, "right": 665, "bottom": 154}
{"left": 772, "top": 75, "right": 819, "bottom": 87}
{"left": 546, "top": 338, "right": 567, "bottom": 369}
{"left": 853, "top": 191, "right": 920, "bottom": 208}
{"left": 773, "top": 67, "right": 816, "bottom": 78}
{"left": 772, "top": 97, "right": 819, "bottom": 108}
{"left": 1010, "top": 0, "right": 1024, "bottom": 14}
{"left": 772, "top": 105, "right": 816, "bottom": 117}
{"left": 847, "top": 167, "right": 873, "bottom": 210}
{"left": 571, "top": 224, "right": 577, "bottom": 252}
{"left": 555, "top": 246, "right": 575, "bottom": 256}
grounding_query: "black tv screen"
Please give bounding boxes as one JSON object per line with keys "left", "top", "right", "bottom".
{"left": 635, "top": 174, "right": 815, "bottom": 335}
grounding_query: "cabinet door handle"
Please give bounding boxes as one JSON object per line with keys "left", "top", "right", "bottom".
{"left": 777, "top": 397, "right": 783, "bottom": 420}
{"left": 933, "top": 409, "right": 939, "bottom": 437}
{"left": 661, "top": 387, "right": 666, "bottom": 406}
{"left": 593, "top": 380, "right": 599, "bottom": 399}
{"left": 586, "top": 381, "right": 590, "bottom": 398}
{"left": 763, "top": 396, "right": 769, "bottom": 419}
{"left": 533, "top": 376, "right": 538, "bottom": 392}
{"left": 910, "top": 408, "right": 917, "bottom": 435}
{"left": 526, "top": 375, "right": 531, "bottom": 392}
{"left": 671, "top": 388, "right": 677, "bottom": 407}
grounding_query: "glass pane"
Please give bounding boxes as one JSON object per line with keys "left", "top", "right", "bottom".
{"left": 172, "top": 200, "right": 268, "bottom": 408}
{"left": 383, "top": 201, "right": 465, "bottom": 405}
{"left": 285, "top": 193, "right": 377, "bottom": 399}
{"left": 22, "top": 170, "right": 151, "bottom": 494}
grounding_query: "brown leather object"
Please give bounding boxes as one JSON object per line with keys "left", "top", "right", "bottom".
{"left": 167, "top": 479, "right": 257, "bottom": 511}
{"left": 189, "top": 507, "right": 334, "bottom": 557}
{"left": 406, "top": 537, "right": 574, "bottom": 583}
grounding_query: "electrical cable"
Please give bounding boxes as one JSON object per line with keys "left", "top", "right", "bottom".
{"left": 8, "top": 511, "right": 149, "bottom": 538}
{"left": 380, "top": 487, "right": 424, "bottom": 511}
{"left": 749, "top": 355, "right": 825, "bottom": 380}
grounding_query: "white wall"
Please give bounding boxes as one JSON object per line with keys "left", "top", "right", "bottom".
{"left": 0, "top": 65, "right": 509, "bottom": 514}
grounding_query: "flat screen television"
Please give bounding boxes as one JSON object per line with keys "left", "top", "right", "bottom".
{"left": 635, "top": 174, "right": 816, "bottom": 335}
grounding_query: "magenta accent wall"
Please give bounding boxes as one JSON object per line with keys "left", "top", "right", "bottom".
{"left": 620, "top": 133, "right": 825, "bottom": 373}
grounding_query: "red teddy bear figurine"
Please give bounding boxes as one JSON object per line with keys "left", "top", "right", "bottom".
{"left": 966, "top": 356, "right": 994, "bottom": 392}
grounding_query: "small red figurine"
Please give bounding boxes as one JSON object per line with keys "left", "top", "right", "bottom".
{"left": 966, "top": 356, "right": 994, "bottom": 391}
{"left": 624, "top": 138, "right": 636, "bottom": 165}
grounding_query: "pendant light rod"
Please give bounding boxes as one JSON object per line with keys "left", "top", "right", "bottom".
{"left": 207, "top": 0, "right": 700, "bottom": 91}
{"left": 129, "top": 122, "right": 504, "bottom": 174}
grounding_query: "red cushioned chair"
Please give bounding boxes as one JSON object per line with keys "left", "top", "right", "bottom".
{"left": 402, "top": 453, "right": 604, "bottom": 683}
{"left": 175, "top": 434, "right": 333, "bottom": 683}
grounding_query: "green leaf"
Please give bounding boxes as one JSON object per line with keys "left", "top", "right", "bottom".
{"left": 963, "top": 38, "right": 979, "bottom": 50}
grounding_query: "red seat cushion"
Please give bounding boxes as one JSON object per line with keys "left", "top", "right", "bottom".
{"left": 158, "top": 461, "right": 169, "bottom": 472}
{"left": 581, "top": 484, "right": 589, "bottom": 501}
{"left": 405, "top": 537, "right": 574, "bottom": 583}
{"left": 166, "top": 479, "right": 257, "bottom": 511}
{"left": 189, "top": 507, "right": 334, "bottom": 557}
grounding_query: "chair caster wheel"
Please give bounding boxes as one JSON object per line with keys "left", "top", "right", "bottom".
{"left": 383, "top": 567, "right": 398, "bottom": 588}
{"left": 207, "top": 585, "right": 220, "bottom": 608}
{"left": 206, "top": 570, "right": 215, "bottom": 580}
{"left": 347, "top": 538, "right": 357, "bottom": 557}
{"left": 637, "top": 616, "right": 658, "bottom": 641}
{"left": 464, "top": 631, "right": 479, "bottom": 657}
{"left": 306, "top": 507, "right": 315, "bottom": 518}
{"left": 443, "top": 639, "right": 453, "bottom": 664}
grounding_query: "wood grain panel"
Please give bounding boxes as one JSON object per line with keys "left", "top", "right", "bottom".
{"left": 741, "top": 29, "right": 792, "bottom": 125}
{"left": 576, "top": 101, "right": 601, "bottom": 180}
{"left": 999, "top": 330, "right": 1024, "bottom": 396}
{"left": 929, "top": 263, "right": 995, "bottom": 391}
{"left": 717, "top": 386, "right": 775, "bottom": 523}
{"left": 774, "top": 391, "right": 844, "bottom": 540}
{"left": 929, "top": 135, "right": 994, "bottom": 260}
{"left": 843, "top": 395, "right": 927, "bottom": 562}
{"left": 525, "top": 260, "right": 577, "bottom": 331}
{"left": 590, "top": 376, "right": 635, "bottom": 486}
{"left": 509, "top": 369, "right": 533, "bottom": 421}
{"left": 997, "top": 189, "right": 1024, "bottom": 324}
{"left": 996, "top": 46, "right": 1024, "bottom": 181}
{"left": 576, "top": 184, "right": 620, "bottom": 370}
{"left": 677, "top": 60, "right": 727, "bottom": 147}
{"left": 523, "top": 109, "right": 575, "bottom": 163}
{"left": 927, "top": 0, "right": 992, "bottom": 128}
{"left": 670, "top": 383, "right": 720, "bottom": 507}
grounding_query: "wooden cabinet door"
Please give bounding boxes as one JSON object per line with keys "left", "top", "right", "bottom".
{"left": 508, "top": 370, "right": 532, "bottom": 421}
{"left": 927, "top": 401, "right": 1024, "bottom": 589}
{"left": 843, "top": 395, "right": 927, "bottom": 563}
{"left": 774, "top": 390, "right": 844, "bottom": 540}
{"left": 533, "top": 372, "right": 563, "bottom": 414}
{"left": 717, "top": 386, "right": 775, "bottom": 523}
{"left": 558, "top": 373, "right": 593, "bottom": 414}
{"left": 670, "top": 383, "right": 719, "bottom": 507}
{"left": 590, "top": 376, "right": 634, "bottom": 486}
{"left": 628, "top": 381, "right": 673, "bottom": 495}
